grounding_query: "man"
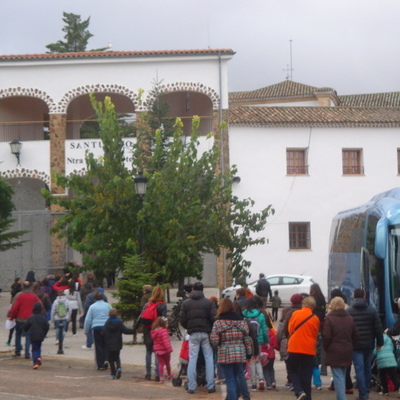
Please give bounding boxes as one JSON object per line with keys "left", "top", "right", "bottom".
{"left": 179, "top": 281, "right": 216, "bottom": 394}
{"left": 347, "top": 288, "right": 383, "bottom": 400}
{"left": 9, "top": 281, "right": 41, "bottom": 359}
{"left": 255, "top": 273, "right": 272, "bottom": 308}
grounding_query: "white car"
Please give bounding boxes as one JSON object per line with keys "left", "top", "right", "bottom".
{"left": 221, "top": 274, "right": 315, "bottom": 303}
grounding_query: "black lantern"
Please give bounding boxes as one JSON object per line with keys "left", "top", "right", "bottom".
{"left": 9, "top": 140, "right": 22, "bottom": 166}
{"left": 134, "top": 172, "right": 148, "bottom": 196}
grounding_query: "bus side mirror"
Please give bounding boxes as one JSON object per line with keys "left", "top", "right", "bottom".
{"left": 375, "top": 217, "right": 388, "bottom": 259}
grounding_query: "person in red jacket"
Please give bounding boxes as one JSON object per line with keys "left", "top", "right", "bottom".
{"left": 9, "top": 281, "right": 41, "bottom": 359}
{"left": 151, "top": 317, "right": 173, "bottom": 383}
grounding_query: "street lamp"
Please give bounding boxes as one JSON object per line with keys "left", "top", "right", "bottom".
{"left": 9, "top": 140, "right": 22, "bottom": 166}
{"left": 134, "top": 172, "right": 148, "bottom": 256}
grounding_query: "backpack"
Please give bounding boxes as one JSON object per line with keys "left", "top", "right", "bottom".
{"left": 139, "top": 302, "right": 162, "bottom": 328}
{"left": 245, "top": 316, "right": 261, "bottom": 355}
{"left": 56, "top": 301, "right": 68, "bottom": 319}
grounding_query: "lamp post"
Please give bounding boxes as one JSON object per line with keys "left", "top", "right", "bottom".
{"left": 134, "top": 172, "right": 148, "bottom": 256}
{"left": 9, "top": 140, "right": 22, "bottom": 166}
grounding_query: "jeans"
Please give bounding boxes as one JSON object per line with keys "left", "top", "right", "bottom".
{"left": 250, "top": 356, "right": 264, "bottom": 385}
{"left": 332, "top": 367, "right": 347, "bottom": 400}
{"left": 188, "top": 332, "right": 215, "bottom": 391}
{"left": 220, "top": 363, "right": 242, "bottom": 400}
{"left": 31, "top": 340, "right": 42, "bottom": 366}
{"left": 312, "top": 365, "right": 322, "bottom": 386}
{"left": 54, "top": 319, "right": 66, "bottom": 341}
{"left": 86, "top": 329, "right": 93, "bottom": 348}
{"left": 287, "top": 352, "right": 314, "bottom": 399}
{"left": 108, "top": 350, "right": 121, "bottom": 376}
{"left": 237, "top": 363, "right": 251, "bottom": 400}
{"left": 264, "top": 358, "right": 276, "bottom": 387}
{"left": 352, "top": 350, "right": 373, "bottom": 400}
{"left": 15, "top": 320, "right": 31, "bottom": 358}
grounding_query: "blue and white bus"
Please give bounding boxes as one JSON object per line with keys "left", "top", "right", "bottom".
{"left": 328, "top": 187, "right": 400, "bottom": 328}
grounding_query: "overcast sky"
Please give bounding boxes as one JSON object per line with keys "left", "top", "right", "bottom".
{"left": 2, "top": 0, "right": 399, "bottom": 95}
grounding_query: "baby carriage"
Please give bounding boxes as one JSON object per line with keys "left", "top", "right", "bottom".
{"left": 172, "top": 337, "right": 206, "bottom": 388}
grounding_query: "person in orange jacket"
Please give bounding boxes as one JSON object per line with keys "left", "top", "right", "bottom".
{"left": 287, "top": 296, "right": 320, "bottom": 400}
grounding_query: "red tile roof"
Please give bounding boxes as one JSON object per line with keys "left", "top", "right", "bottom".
{"left": 0, "top": 49, "right": 235, "bottom": 61}
{"left": 228, "top": 106, "right": 400, "bottom": 127}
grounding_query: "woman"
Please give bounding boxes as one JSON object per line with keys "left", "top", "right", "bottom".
{"left": 210, "top": 298, "right": 253, "bottom": 400}
{"left": 287, "top": 296, "right": 320, "bottom": 400}
{"left": 64, "top": 279, "right": 83, "bottom": 336}
{"left": 323, "top": 296, "right": 358, "bottom": 400}
{"left": 142, "top": 286, "right": 167, "bottom": 381}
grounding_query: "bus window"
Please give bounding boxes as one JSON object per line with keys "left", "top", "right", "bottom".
{"left": 389, "top": 226, "right": 400, "bottom": 301}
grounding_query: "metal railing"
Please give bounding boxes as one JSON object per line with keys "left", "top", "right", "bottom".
{"left": 343, "top": 166, "right": 365, "bottom": 175}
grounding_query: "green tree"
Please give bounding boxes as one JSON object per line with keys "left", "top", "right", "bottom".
{"left": 46, "top": 12, "right": 105, "bottom": 53}
{"left": 43, "top": 92, "right": 273, "bottom": 284}
{"left": 0, "top": 178, "right": 28, "bottom": 251}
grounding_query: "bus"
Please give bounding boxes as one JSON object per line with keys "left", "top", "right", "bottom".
{"left": 328, "top": 187, "right": 400, "bottom": 328}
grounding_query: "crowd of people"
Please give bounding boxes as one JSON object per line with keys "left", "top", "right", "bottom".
{"left": 5, "top": 268, "right": 400, "bottom": 400}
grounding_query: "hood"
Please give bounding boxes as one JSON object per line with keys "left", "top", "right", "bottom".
{"left": 215, "top": 318, "right": 247, "bottom": 332}
{"left": 105, "top": 318, "right": 121, "bottom": 333}
{"left": 189, "top": 290, "right": 205, "bottom": 300}
{"left": 216, "top": 311, "right": 243, "bottom": 321}
{"left": 32, "top": 302, "right": 43, "bottom": 314}
{"left": 352, "top": 298, "right": 368, "bottom": 310}
{"left": 242, "top": 309, "right": 261, "bottom": 318}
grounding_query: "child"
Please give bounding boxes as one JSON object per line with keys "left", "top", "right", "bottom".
{"left": 23, "top": 302, "right": 49, "bottom": 369}
{"left": 262, "top": 322, "right": 279, "bottom": 389}
{"left": 271, "top": 290, "right": 282, "bottom": 322}
{"left": 102, "top": 308, "right": 134, "bottom": 379}
{"left": 51, "top": 289, "right": 70, "bottom": 354}
{"left": 151, "top": 316, "right": 173, "bottom": 383}
{"left": 374, "top": 333, "right": 400, "bottom": 396}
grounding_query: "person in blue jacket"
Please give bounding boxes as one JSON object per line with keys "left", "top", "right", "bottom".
{"left": 374, "top": 333, "right": 400, "bottom": 396}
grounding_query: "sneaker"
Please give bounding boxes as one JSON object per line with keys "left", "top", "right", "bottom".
{"left": 187, "top": 389, "right": 195, "bottom": 394}
{"left": 154, "top": 376, "right": 160, "bottom": 382}
{"left": 258, "top": 380, "right": 265, "bottom": 391}
{"left": 267, "top": 386, "right": 272, "bottom": 390}
{"left": 251, "top": 384, "right": 257, "bottom": 392}
{"left": 33, "top": 364, "right": 39, "bottom": 369}
{"left": 345, "top": 389, "right": 354, "bottom": 394}
{"left": 328, "top": 385, "right": 334, "bottom": 391}
{"left": 167, "top": 373, "right": 174, "bottom": 380}
{"left": 315, "top": 385, "right": 322, "bottom": 390}
{"left": 297, "top": 392, "right": 307, "bottom": 400}
{"left": 6, "top": 341, "right": 11, "bottom": 346}
{"left": 144, "top": 374, "right": 151, "bottom": 380}
{"left": 116, "top": 368, "right": 122, "bottom": 380}
{"left": 208, "top": 387, "right": 216, "bottom": 393}
{"left": 379, "top": 392, "right": 389, "bottom": 396}
{"left": 110, "top": 375, "right": 115, "bottom": 380}
{"left": 159, "top": 379, "right": 165, "bottom": 384}
{"left": 272, "top": 382, "right": 277, "bottom": 389}
{"left": 37, "top": 358, "right": 42, "bottom": 366}
{"left": 81, "top": 345, "right": 92, "bottom": 350}
{"left": 57, "top": 350, "right": 64, "bottom": 354}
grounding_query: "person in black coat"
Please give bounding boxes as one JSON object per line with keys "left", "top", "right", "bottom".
{"left": 255, "top": 273, "right": 272, "bottom": 308}
{"left": 102, "top": 308, "right": 134, "bottom": 380}
{"left": 24, "top": 302, "right": 49, "bottom": 369}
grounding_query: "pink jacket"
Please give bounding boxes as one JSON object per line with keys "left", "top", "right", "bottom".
{"left": 151, "top": 328, "right": 173, "bottom": 354}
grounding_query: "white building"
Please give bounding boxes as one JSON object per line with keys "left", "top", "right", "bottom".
{"left": 1, "top": 50, "right": 399, "bottom": 293}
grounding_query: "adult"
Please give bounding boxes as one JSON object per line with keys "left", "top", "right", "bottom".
{"left": 140, "top": 285, "right": 152, "bottom": 308}
{"left": 347, "top": 288, "right": 383, "bottom": 400}
{"left": 323, "top": 296, "right": 358, "bottom": 400}
{"left": 25, "top": 271, "right": 36, "bottom": 285}
{"left": 385, "top": 297, "right": 400, "bottom": 337}
{"left": 309, "top": 283, "right": 326, "bottom": 325}
{"left": 180, "top": 281, "right": 216, "bottom": 394}
{"left": 140, "top": 286, "right": 167, "bottom": 382}
{"left": 9, "top": 281, "right": 41, "bottom": 359}
{"left": 287, "top": 296, "right": 320, "bottom": 400}
{"left": 255, "top": 273, "right": 272, "bottom": 308}
{"left": 64, "top": 279, "right": 83, "bottom": 336}
{"left": 83, "top": 290, "right": 112, "bottom": 370}
{"left": 210, "top": 298, "right": 253, "bottom": 400}
{"left": 52, "top": 276, "right": 69, "bottom": 293}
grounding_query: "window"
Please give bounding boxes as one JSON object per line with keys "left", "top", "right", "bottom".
{"left": 342, "top": 149, "right": 364, "bottom": 175}
{"left": 286, "top": 149, "right": 308, "bottom": 175}
{"left": 289, "top": 222, "right": 311, "bottom": 249}
{"left": 397, "top": 149, "right": 400, "bottom": 174}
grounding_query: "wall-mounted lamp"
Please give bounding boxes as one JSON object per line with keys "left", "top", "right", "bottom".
{"left": 233, "top": 176, "right": 241, "bottom": 184}
{"left": 9, "top": 140, "right": 22, "bottom": 166}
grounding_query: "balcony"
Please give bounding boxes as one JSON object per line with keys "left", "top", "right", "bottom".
{"left": 343, "top": 166, "right": 364, "bottom": 175}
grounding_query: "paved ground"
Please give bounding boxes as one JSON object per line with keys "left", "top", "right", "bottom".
{"left": 0, "top": 289, "right": 386, "bottom": 400}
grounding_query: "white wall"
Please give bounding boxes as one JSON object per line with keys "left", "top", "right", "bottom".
{"left": 229, "top": 125, "right": 400, "bottom": 294}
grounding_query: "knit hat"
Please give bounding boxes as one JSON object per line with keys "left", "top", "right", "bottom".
{"left": 290, "top": 293, "right": 304, "bottom": 305}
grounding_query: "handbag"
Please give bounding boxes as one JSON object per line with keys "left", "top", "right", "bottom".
{"left": 5, "top": 319, "right": 16, "bottom": 330}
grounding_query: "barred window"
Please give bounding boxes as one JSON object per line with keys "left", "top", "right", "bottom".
{"left": 342, "top": 149, "right": 364, "bottom": 175}
{"left": 289, "top": 222, "right": 311, "bottom": 250}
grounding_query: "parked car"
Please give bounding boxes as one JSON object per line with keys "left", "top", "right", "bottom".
{"left": 221, "top": 274, "right": 315, "bottom": 303}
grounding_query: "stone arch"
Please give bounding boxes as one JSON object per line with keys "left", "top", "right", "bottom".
{"left": 145, "top": 82, "right": 220, "bottom": 111}
{"left": 0, "top": 87, "right": 55, "bottom": 112}
{"left": 56, "top": 84, "right": 141, "bottom": 114}
{"left": 1, "top": 168, "right": 50, "bottom": 186}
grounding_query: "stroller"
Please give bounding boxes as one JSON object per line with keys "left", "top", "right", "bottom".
{"left": 172, "top": 337, "right": 206, "bottom": 388}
